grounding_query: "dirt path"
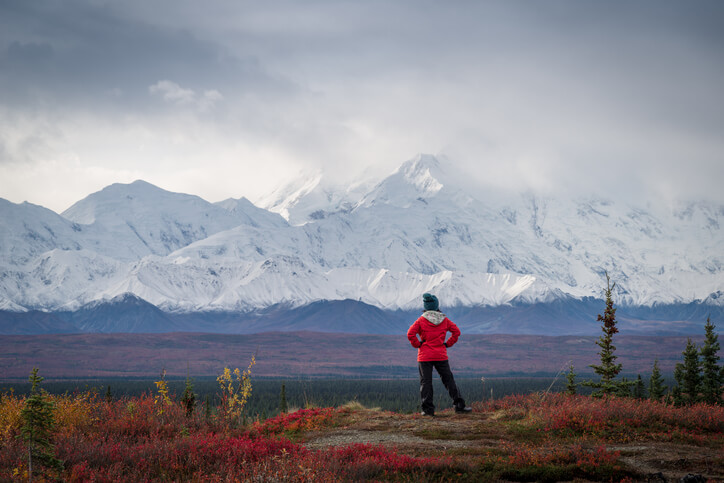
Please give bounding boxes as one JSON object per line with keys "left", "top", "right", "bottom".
{"left": 303, "top": 408, "right": 723, "bottom": 482}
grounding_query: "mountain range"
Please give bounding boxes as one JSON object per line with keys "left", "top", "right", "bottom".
{"left": 1, "top": 154, "right": 721, "bottom": 335}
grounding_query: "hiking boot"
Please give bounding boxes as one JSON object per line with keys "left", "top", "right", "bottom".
{"left": 455, "top": 406, "right": 472, "bottom": 414}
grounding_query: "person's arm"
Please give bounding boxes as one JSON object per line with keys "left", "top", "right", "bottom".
{"left": 407, "top": 320, "right": 422, "bottom": 348}
{"left": 444, "top": 319, "right": 461, "bottom": 348}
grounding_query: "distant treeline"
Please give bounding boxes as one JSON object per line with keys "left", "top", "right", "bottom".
{"left": 0, "top": 376, "right": 675, "bottom": 419}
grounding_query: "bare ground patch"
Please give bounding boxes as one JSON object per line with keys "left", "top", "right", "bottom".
{"left": 302, "top": 408, "right": 724, "bottom": 481}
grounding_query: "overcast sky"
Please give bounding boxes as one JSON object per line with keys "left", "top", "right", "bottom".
{"left": 1, "top": 0, "right": 723, "bottom": 212}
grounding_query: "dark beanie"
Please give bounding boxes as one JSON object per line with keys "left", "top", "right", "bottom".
{"left": 422, "top": 293, "right": 439, "bottom": 311}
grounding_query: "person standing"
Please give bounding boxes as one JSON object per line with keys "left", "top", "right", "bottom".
{"left": 407, "top": 293, "right": 472, "bottom": 416}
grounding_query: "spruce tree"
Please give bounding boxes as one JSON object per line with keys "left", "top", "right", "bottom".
{"left": 182, "top": 372, "right": 196, "bottom": 418}
{"left": 565, "top": 364, "right": 577, "bottom": 395}
{"left": 616, "top": 376, "right": 632, "bottom": 397}
{"left": 633, "top": 374, "right": 645, "bottom": 399}
{"left": 700, "top": 317, "right": 722, "bottom": 405}
{"left": 581, "top": 273, "right": 632, "bottom": 396}
{"left": 279, "top": 383, "right": 288, "bottom": 414}
{"left": 105, "top": 385, "right": 112, "bottom": 404}
{"left": 20, "top": 368, "right": 63, "bottom": 481}
{"left": 648, "top": 359, "right": 666, "bottom": 401}
{"left": 674, "top": 338, "right": 701, "bottom": 405}
{"left": 671, "top": 383, "right": 682, "bottom": 406}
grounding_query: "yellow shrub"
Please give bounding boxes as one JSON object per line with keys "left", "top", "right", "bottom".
{"left": 155, "top": 369, "right": 172, "bottom": 415}
{"left": 53, "top": 392, "right": 98, "bottom": 434}
{"left": 0, "top": 392, "right": 23, "bottom": 442}
{"left": 217, "top": 354, "right": 256, "bottom": 424}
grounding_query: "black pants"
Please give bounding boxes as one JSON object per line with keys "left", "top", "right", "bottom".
{"left": 418, "top": 360, "right": 465, "bottom": 414}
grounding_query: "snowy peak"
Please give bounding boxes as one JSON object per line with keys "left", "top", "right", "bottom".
{"left": 215, "top": 197, "right": 289, "bottom": 229}
{"left": 257, "top": 154, "right": 462, "bottom": 222}
{"left": 0, "top": 198, "right": 84, "bottom": 266}
{"left": 258, "top": 171, "right": 372, "bottom": 225}
{"left": 357, "top": 154, "right": 474, "bottom": 210}
{"left": 358, "top": 154, "right": 442, "bottom": 208}
{"left": 60, "top": 180, "right": 267, "bottom": 259}
{"left": 62, "top": 179, "right": 214, "bottom": 225}
{"left": 257, "top": 171, "right": 324, "bottom": 223}
{"left": 399, "top": 153, "right": 445, "bottom": 195}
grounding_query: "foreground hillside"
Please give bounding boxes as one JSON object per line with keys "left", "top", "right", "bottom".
{"left": 1, "top": 391, "right": 721, "bottom": 481}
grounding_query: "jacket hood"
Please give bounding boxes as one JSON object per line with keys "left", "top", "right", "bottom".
{"left": 422, "top": 310, "right": 446, "bottom": 325}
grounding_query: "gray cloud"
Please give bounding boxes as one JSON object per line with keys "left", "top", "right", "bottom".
{"left": 0, "top": 0, "right": 723, "bottom": 211}
{"left": 149, "top": 80, "right": 223, "bottom": 111}
{"left": 0, "top": 0, "right": 291, "bottom": 110}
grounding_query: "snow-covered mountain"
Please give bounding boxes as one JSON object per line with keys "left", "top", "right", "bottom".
{"left": 1, "top": 154, "right": 722, "bottom": 331}
{"left": 257, "top": 170, "right": 375, "bottom": 225}
{"left": 60, "top": 180, "right": 287, "bottom": 261}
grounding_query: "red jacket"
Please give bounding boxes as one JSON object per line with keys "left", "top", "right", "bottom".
{"left": 407, "top": 311, "right": 461, "bottom": 362}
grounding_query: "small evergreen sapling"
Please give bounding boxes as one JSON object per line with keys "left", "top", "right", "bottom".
{"left": 633, "top": 374, "right": 646, "bottom": 399}
{"left": 279, "top": 383, "right": 288, "bottom": 413}
{"left": 616, "top": 376, "right": 632, "bottom": 397}
{"left": 674, "top": 338, "right": 701, "bottom": 405}
{"left": 182, "top": 373, "right": 196, "bottom": 418}
{"left": 20, "top": 368, "right": 63, "bottom": 481}
{"left": 565, "top": 365, "right": 577, "bottom": 395}
{"left": 648, "top": 359, "right": 666, "bottom": 401}
{"left": 700, "top": 317, "right": 722, "bottom": 405}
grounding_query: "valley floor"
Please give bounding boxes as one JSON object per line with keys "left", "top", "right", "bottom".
{"left": 0, "top": 331, "right": 700, "bottom": 379}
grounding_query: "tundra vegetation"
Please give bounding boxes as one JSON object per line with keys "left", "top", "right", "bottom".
{"left": 1, "top": 318, "right": 721, "bottom": 482}
{"left": 1, "top": 372, "right": 722, "bottom": 481}
{"left": 0, "top": 282, "right": 721, "bottom": 481}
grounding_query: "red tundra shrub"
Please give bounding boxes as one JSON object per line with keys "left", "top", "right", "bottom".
{"left": 251, "top": 407, "right": 337, "bottom": 437}
{"left": 475, "top": 392, "right": 724, "bottom": 444}
{"left": 320, "top": 443, "right": 447, "bottom": 481}
{"left": 2, "top": 390, "right": 447, "bottom": 482}
{"left": 536, "top": 393, "right": 723, "bottom": 441}
{"left": 501, "top": 440, "right": 619, "bottom": 469}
